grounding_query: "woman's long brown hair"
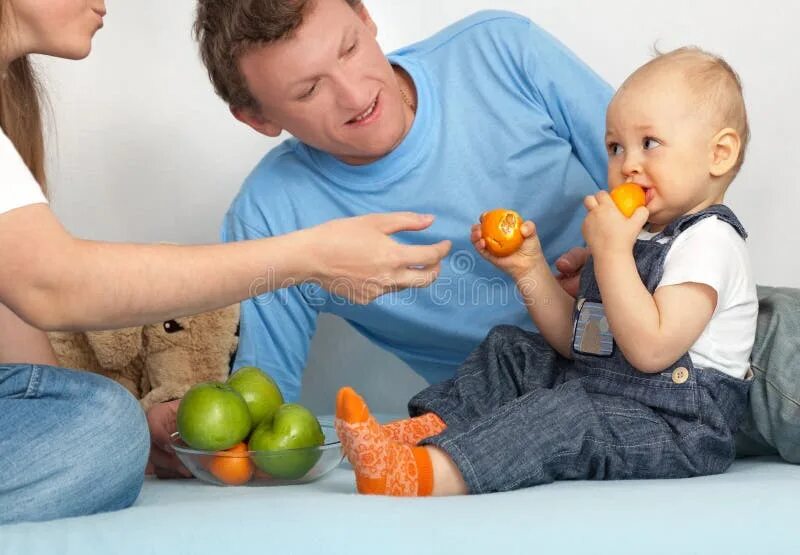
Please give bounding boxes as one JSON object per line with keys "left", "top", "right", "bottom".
{"left": 0, "top": 2, "right": 47, "bottom": 193}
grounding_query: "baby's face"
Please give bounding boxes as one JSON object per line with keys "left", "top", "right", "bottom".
{"left": 605, "top": 68, "right": 721, "bottom": 230}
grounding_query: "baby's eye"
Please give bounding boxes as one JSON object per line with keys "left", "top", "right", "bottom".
{"left": 607, "top": 143, "right": 624, "bottom": 156}
{"left": 643, "top": 137, "right": 662, "bottom": 150}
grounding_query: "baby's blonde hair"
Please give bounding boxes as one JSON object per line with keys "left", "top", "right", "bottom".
{"left": 627, "top": 47, "right": 750, "bottom": 178}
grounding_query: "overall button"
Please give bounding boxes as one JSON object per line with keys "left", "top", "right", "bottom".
{"left": 672, "top": 367, "right": 689, "bottom": 384}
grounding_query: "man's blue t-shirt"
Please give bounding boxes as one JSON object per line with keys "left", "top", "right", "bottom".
{"left": 222, "top": 11, "right": 613, "bottom": 401}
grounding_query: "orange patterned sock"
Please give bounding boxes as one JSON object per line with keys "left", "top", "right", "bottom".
{"left": 335, "top": 387, "right": 433, "bottom": 497}
{"left": 382, "top": 412, "right": 447, "bottom": 445}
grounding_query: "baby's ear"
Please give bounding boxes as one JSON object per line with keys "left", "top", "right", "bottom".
{"left": 709, "top": 127, "right": 741, "bottom": 177}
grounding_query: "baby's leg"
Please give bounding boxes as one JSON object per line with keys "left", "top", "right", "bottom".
{"left": 408, "top": 325, "right": 567, "bottom": 431}
{"left": 381, "top": 412, "right": 447, "bottom": 445}
{"left": 335, "top": 387, "right": 441, "bottom": 496}
{"left": 420, "top": 381, "right": 725, "bottom": 494}
{"left": 336, "top": 386, "right": 471, "bottom": 496}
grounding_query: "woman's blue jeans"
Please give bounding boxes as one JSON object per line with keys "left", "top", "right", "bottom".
{"left": 0, "top": 365, "right": 150, "bottom": 525}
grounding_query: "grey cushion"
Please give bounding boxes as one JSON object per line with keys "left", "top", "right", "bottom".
{"left": 736, "top": 286, "right": 800, "bottom": 462}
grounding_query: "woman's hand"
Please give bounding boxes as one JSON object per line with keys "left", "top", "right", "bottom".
{"left": 471, "top": 219, "right": 546, "bottom": 282}
{"left": 303, "top": 212, "right": 452, "bottom": 304}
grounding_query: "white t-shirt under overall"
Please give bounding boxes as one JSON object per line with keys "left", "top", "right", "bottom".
{"left": 638, "top": 215, "right": 758, "bottom": 379}
{"left": 1, "top": 128, "right": 47, "bottom": 215}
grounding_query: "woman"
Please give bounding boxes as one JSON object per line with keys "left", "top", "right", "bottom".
{"left": 0, "top": 0, "right": 450, "bottom": 524}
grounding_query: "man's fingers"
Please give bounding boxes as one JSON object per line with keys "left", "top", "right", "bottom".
{"left": 154, "top": 465, "right": 192, "bottom": 480}
{"left": 556, "top": 246, "right": 590, "bottom": 274}
{"left": 372, "top": 212, "right": 435, "bottom": 234}
{"left": 557, "top": 272, "right": 581, "bottom": 298}
{"left": 149, "top": 444, "right": 191, "bottom": 478}
{"left": 149, "top": 437, "right": 181, "bottom": 468}
{"left": 555, "top": 246, "right": 589, "bottom": 298}
{"left": 555, "top": 257, "right": 575, "bottom": 274}
{"left": 145, "top": 400, "right": 187, "bottom": 479}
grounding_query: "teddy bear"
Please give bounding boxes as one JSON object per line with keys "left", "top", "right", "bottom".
{"left": 48, "top": 304, "right": 240, "bottom": 412}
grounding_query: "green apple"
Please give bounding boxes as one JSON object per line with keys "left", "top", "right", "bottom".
{"left": 177, "top": 382, "right": 252, "bottom": 451}
{"left": 226, "top": 366, "right": 284, "bottom": 427}
{"left": 248, "top": 403, "right": 324, "bottom": 479}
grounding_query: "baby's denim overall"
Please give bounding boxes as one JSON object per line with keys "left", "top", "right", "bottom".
{"left": 411, "top": 205, "right": 752, "bottom": 494}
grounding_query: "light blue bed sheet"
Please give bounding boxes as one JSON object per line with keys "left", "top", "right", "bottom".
{"left": 2, "top": 457, "right": 797, "bottom": 555}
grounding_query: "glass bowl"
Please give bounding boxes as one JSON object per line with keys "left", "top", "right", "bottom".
{"left": 170, "top": 423, "right": 343, "bottom": 486}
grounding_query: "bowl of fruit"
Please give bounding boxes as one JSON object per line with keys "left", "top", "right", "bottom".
{"left": 169, "top": 366, "right": 343, "bottom": 486}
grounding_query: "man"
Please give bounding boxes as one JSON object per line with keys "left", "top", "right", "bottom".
{"left": 148, "top": 0, "right": 797, "bottom": 476}
{"left": 208, "top": 0, "right": 609, "bottom": 395}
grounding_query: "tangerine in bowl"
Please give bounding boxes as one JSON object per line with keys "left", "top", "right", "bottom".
{"left": 170, "top": 420, "right": 343, "bottom": 487}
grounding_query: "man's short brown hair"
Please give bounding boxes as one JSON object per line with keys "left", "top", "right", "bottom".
{"left": 194, "top": 0, "right": 361, "bottom": 112}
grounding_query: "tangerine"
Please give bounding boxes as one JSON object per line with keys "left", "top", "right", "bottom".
{"left": 480, "top": 209, "right": 524, "bottom": 257}
{"left": 207, "top": 442, "right": 254, "bottom": 486}
{"left": 610, "top": 183, "right": 646, "bottom": 218}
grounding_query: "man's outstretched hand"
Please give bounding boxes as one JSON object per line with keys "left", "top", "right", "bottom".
{"left": 146, "top": 399, "right": 192, "bottom": 479}
{"left": 555, "top": 246, "right": 590, "bottom": 298}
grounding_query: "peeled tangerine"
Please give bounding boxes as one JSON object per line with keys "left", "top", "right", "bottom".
{"left": 480, "top": 209, "right": 524, "bottom": 257}
{"left": 610, "top": 183, "right": 646, "bottom": 218}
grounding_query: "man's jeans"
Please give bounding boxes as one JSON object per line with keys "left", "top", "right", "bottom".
{"left": 0, "top": 365, "right": 150, "bottom": 525}
{"left": 735, "top": 286, "right": 800, "bottom": 462}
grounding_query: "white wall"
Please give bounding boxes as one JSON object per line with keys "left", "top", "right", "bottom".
{"left": 39, "top": 1, "right": 800, "bottom": 413}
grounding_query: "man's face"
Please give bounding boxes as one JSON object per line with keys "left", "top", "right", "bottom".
{"left": 236, "top": 0, "right": 410, "bottom": 165}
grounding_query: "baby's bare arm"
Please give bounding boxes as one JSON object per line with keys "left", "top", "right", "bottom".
{"left": 593, "top": 251, "right": 716, "bottom": 372}
{"left": 472, "top": 220, "right": 575, "bottom": 357}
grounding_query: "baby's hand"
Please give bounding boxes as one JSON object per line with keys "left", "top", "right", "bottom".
{"left": 582, "top": 191, "right": 648, "bottom": 256}
{"left": 471, "top": 219, "right": 546, "bottom": 281}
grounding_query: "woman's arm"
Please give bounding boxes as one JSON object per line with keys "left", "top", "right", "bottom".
{"left": 0, "top": 205, "right": 451, "bottom": 331}
{"left": 0, "top": 302, "right": 58, "bottom": 365}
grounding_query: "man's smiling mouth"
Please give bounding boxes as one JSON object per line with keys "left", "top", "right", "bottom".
{"left": 347, "top": 94, "right": 379, "bottom": 125}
